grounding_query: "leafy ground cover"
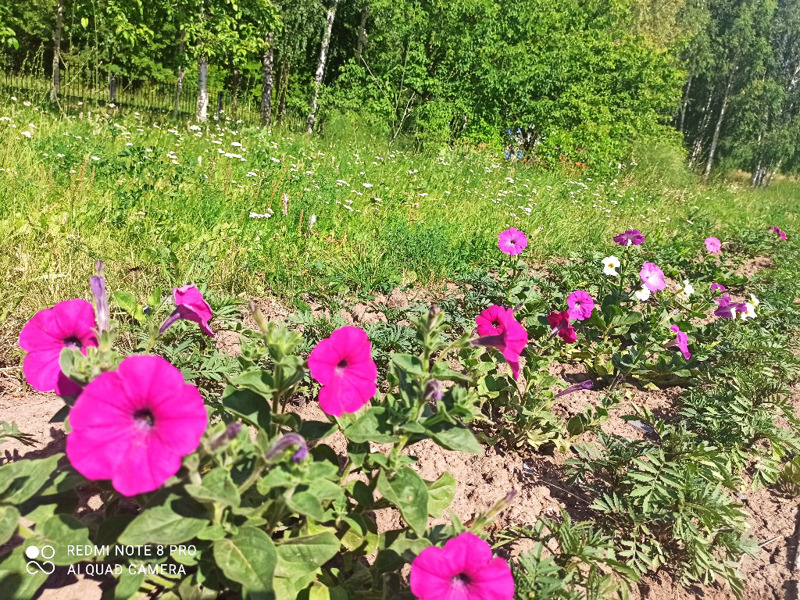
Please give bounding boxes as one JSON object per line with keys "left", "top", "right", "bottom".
{"left": 1, "top": 106, "right": 800, "bottom": 600}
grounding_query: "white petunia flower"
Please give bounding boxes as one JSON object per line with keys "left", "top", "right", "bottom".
{"left": 740, "top": 302, "right": 757, "bottom": 320}
{"left": 603, "top": 256, "right": 620, "bottom": 277}
{"left": 676, "top": 280, "right": 695, "bottom": 302}
{"left": 634, "top": 287, "right": 651, "bottom": 302}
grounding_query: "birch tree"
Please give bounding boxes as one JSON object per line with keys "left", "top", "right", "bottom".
{"left": 306, "top": 0, "right": 338, "bottom": 134}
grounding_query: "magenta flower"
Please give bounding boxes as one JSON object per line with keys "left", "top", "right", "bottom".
{"left": 473, "top": 306, "right": 528, "bottom": 379}
{"left": 771, "top": 226, "right": 787, "bottom": 241}
{"left": 497, "top": 228, "right": 528, "bottom": 255}
{"left": 476, "top": 305, "right": 506, "bottom": 336}
{"left": 639, "top": 262, "right": 666, "bottom": 292}
{"left": 670, "top": 325, "right": 691, "bottom": 360}
{"left": 66, "top": 356, "right": 207, "bottom": 496}
{"left": 159, "top": 285, "right": 214, "bottom": 337}
{"left": 714, "top": 294, "right": 747, "bottom": 319}
{"left": 18, "top": 299, "right": 98, "bottom": 396}
{"left": 710, "top": 282, "right": 726, "bottom": 293}
{"left": 547, "top": 311, "right": 577, "bottom": 344}
{"left": 705, "top": 237, "right": 722, "bottom": 254}
{"left": 566, "top": 290, "right": 594, "bottom": 321}
{"left": 308, "top": 326, "right": 378, "bottom": 417}
{"left": 613, "top": 229, "right": 645, "bottom": 246}
{"left": 409, "top": 532, "right": 514, "bottom": 600}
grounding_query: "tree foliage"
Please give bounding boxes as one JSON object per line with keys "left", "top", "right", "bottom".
{"left": 2, "top": 0, "right": 800, "bottom": 177}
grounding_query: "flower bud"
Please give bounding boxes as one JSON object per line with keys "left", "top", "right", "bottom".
{"left": 266, "top": 433, "right": 308, "bottom": 463}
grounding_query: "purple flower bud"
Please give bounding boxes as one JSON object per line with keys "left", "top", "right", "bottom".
{"left": 555, "top": 380, "right": 594, "bottom": 398}
{"left": 266, "top": 433, "right": 308, "bottom": 463}
{"left": 90, "top": 261, "right": 109, "bottom": 332}
{"left": 210, "top": 421, "right": 242, "bottom": 450}
{"left": 424, "top": 379, "right": 444, "bottom": 402}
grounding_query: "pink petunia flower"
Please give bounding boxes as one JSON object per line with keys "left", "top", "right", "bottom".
{"left": 475, "top": 305, "right": 506, "bottom": 336}
{"left": 710, "top": 282, "right": 726, "bottom": 293}
{"left": 566, "top": 290, "right": 594, "bottom": 321}
{"left": 669, "top": 325, "right": 691, "bottom": 360}
{"left": 497, "top": 228, "right": 528, "bottom": 255}
{"left": 308, "top": 326, "right": 378, "bottom": 417}
{"left": 66, "top": 355, "right": 207, "bottom": 496}
{"left": 473, "top": 306, "right": 529, "bottom": 379}
{"left": 771, "top": 226, "right": 787, "bottom": 241}
{"left": 19, "top": 299, "right": 98, "bottom": 396}
{"left": 639, "top": 262, "right": 666, "bottom": 292}
{"left": 159, "top": 285, "right": 215, "bottom": 337}
{"left": 613, "top": 229, "right": 645, "bottom": 246}
{"left": 714, "top": 294, "right": 747, "bottom": 319}
{"left": 705, "top": 237, "right": 722, "bottom": 254}
{"left": 409, "top": 531, "right": 514, "bottom": 600}
{"left": 547, "top": 311, "right": 577, "bottom": 344}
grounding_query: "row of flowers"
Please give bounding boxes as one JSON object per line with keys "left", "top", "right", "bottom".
{"left": 14, "top": 223, "right": 786, "bottom": 598}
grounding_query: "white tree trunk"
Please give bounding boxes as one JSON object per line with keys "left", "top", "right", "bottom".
{"left": 50, "top": 0, "right": 63, "bottom": 103}
{"left": 306, "top": 0, "right": 338, "bottom": 134}
{"left": 261, "top": 32, "right": 274, "bottom": 127}
{"left": 704, "top": 71, "right": 735, "bottom": 181}
{"left": 356, "top": 4, "right": 369, "bottom": 59}
{"left": 688, "top": 90, "right": 714, "bottom": 168}
{"left": 196, "top": 55, "right": 209, "bottom": 122}
{"left": 678, "top": 75, "right": 691, "bottom": 133}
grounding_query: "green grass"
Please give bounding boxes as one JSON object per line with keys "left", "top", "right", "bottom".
{"left": 1, "top": 103, "right": 799, "bottom": 364}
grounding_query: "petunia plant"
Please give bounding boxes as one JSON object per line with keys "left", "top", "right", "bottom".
{"left": 0, "top": 270, "right": 517, "bottom": 599}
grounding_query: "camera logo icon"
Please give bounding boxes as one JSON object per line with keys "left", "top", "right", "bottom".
{"left": 25, "top": 545, "right": 56, "bottom": 575}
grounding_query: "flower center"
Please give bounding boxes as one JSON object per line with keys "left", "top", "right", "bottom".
{"left": 451, "top": 573, "right": 471, "bottom": 587}
{"left": 133, "top": 409, "right": 155, "bottom": 430}
{"left": 63, "top": 336, "right": 82, "bottom": 349}
{"left": 335, "top": 359, "right": 349, "bottom": 374}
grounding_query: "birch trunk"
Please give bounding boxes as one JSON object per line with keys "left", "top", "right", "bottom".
{"left": 50, "top": 0, "right": 64, "bottom": 103}
{"left": 704, "top": 71, "right": 735, "bottom": 181}
{"left": 678, "top": 75, "right": 691, "bottom": 133}
{"left": 196, "top": 55, "right": 209, "bottom": 122}
{"left": 174, "top": 67, "right": 185, "bottom": 118}
{"left": 688, "top": 90, "right": 714, "bottom": 168}
{"left": 277, "top": 60, "right": 290, "bottom": 121}
{"left": 306, "top": 0, "right": 338, "bottom": 134}
{"left": 261, "top": 32, "right": 274, "bottom": 126}
{"left": 356, "top": 4, "right": 369, "bottom": 59}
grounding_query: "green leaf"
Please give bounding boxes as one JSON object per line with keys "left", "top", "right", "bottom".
{"left": 102, "top": 567, "right": 145, "bottom": 600}
{"left": 428, "top": 424, "right": 481, "bottom": 453}
{"left": 376, "top": 467, "right": 429, "bottom": 535}
{"left": 37, "top": 514, "right": 91, "bottom": 565}
{"left": 119, "top": 496, "right": 208, "bottom": 546}
{"left": 274, "top": 532, "right": 339, "bottom": 594}
{"left": 390, "top": 354, "right": 426, "bottom": 376}
{"left": 113, "top": 291, "right": 145, "bottom": 324}
{"left": 342, "top": 407, "right": 400, "bottom": 444}
{"left": 0, "top": 506, "right": 19, "bottom": 546}
{"left": 221, "top": 386, "right": 271, "bottom": 430}
{"left": 232, "top": 369, "right": 276, "bottom": 398}
{"left": 285, "top": 491, "right": 325, "bottom": 522}
{"left": 213, "top": 527, "right": 277, "bottom": 599}
{"left": 0, "top": 455, "right": 62, "bottom": 505}
{"left": 426, "top": 472, "right": 456, "bottom": 517}
{"left": 0, "top": 545, "right": 48, "bottom": 599}
{"left": 185, "top": 468, "right": 241, "bottom": 508}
